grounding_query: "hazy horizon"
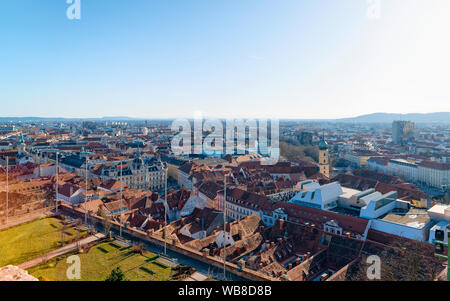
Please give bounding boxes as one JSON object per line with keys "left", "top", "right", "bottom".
{"left": 1, "top": 0, "right": 450, "bottom": 119}
{"left": 1, "top": 111, "right": 449, "bottom": 121}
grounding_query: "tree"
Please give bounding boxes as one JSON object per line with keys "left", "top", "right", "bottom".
{"left": 98, "top": 205, "right": 113, "bottom": 235}
{"left": 279, "top": 140, "right": 319, "bottom": 163}
{"left": 351, "top": 239, "right": 444, "bottom": 281}
{"left": 43, "top": 190, "right": 55, "bottom": 208}
{"left": 105, "top": 267, "right": 128, "bottom": 281}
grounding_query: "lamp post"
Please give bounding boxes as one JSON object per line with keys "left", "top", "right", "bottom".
{"left": 79, "top": 149, "right": 89, "bottom": 225}
{"left": 164, "top": 167, "right": 167, "bottom": 256}
{"left": 223, "top": 174, "right": 227, "bottom": 280}
{"left": 55, "top": 152, "right": 59, "bottom": 213}
{"left": 6, "top": 156, "right": 8, "bottom": 224}
{"left": 120, "top": 160, "right": 123, "bottom": 237}
{"left": 85, "top": 157, "right": 88, "bottom": 224}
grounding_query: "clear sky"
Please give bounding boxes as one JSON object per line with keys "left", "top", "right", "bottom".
{"left": 1, "top": 0, "right": 449, "bottom": 119}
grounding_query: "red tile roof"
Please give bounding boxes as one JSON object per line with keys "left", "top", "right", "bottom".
{"left": 419, "top": 161, "right": 450, "bottom": 170}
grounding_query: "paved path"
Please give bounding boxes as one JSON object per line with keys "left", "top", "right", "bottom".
{"left": 18, "top": 233, "right": 105, "bottom": 270}
{"left": 0, "top": 211, "right": 53, "bottom": 231}
{"left": 184, "top": 272, "right": 208, "bottom": 281}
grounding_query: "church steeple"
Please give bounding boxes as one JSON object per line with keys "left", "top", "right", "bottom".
{"left": 18, "top": 132, "right": 24, "bottom": 145}
{"left": 318, "top": 135, "right": 330, "bottom": 179}
{"left": 18, "top": 132, "right": 25, "bottom": 155}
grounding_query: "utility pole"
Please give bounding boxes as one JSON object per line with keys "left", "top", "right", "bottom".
{"left": 164, "top": 167, "right": 167, "bottom": 256}
{"left": 55, "top": 152, "right": 59, "bottom": 213}
{"left": 6, "top": 156, "right": 8, "bottom": 224}
{"left": 120, "top": 160, "right": 123, "bottom": 237}
{"left": 84, "top": 156, "right": 88, "bottom": 225}
{"left": 145, "top": 164, "right": 148, "bottom": 191}
{"left": 223, "top": 174, "right": 227, "bottom": 280}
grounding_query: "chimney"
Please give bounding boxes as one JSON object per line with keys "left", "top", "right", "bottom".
{"left": 296, "top": 257, "right": 301, "bottom": 266}
{"left": 288, "top": 263, "right": 293, "bottom": 270}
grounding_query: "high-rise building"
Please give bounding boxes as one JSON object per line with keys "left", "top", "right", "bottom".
{"left": 392, "top": 120, "right": 415, "bottom": 145}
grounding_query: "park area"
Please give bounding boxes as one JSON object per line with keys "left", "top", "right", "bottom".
{"left": 0, "top": 217, "right": 86, "bottom": 267}
{"left": 28, "top": 241, "right": 175, "bottom": 281}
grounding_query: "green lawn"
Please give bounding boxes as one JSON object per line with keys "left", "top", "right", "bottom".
{"left": 0, "top": 217, "right": 83, "bottom": 267}
{"left": 28, "top": 241, "right": 172, "bottom": 281}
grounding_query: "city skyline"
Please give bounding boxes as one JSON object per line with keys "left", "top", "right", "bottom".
{"left": 0, "top": 111, "right": 450, "bottom": 123}
{"left": 1, "top": 0, "right": 449, "bottom": 287}
{"left": 1, "top": 0, "right": 450, "bottom": 119}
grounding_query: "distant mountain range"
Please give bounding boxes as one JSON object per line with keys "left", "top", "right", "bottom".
{"left": 0, "top": 116, "right": 155, "bottom": 122}
{"left": 333, "top": 112, "right": 450, "bottom": 123}
{"left": 0, "top": 112, "right": 448, "bottom": 123}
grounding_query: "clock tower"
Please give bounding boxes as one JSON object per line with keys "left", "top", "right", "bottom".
{"left": 318, "top": 137, "right": 330, "bottom": 179}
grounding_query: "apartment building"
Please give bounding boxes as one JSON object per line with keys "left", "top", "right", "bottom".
{"left": 417, "top": 161, "right": 450, "bottom": 190}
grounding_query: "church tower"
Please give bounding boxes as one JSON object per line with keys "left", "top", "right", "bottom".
{"left": 318, "top": 136, "right": 330, "bottom": 179}
{"left": 18, "top": 132, "right": 26, "bottom": 155}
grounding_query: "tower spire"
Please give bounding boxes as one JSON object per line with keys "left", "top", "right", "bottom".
{"left": 318, "top": 134, "right": 330, "bottom": 179}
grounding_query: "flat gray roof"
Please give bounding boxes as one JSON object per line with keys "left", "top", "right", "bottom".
{"left": 380, "top": 208, "right": 430, "bottom": 229}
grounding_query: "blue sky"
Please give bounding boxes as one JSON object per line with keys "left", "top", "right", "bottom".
{"left": 1, "top": 0, "right": 449, "bottom": 119}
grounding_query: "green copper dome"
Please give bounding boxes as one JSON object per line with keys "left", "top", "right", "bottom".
{"left": 319, "top": 139, "right": 329, "bottom": 150}
{"left": 18, "top": 132, "right": 24, "bottom": 144}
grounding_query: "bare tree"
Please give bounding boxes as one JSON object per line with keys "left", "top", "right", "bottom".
{"left": 350, "top": 239, "right": 444, "bottom": 281}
